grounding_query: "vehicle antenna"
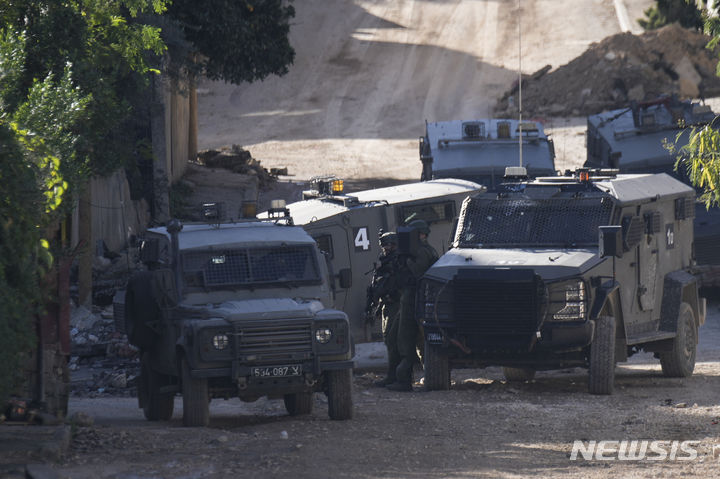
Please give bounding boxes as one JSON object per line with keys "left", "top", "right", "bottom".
{"left": 517, "top": 0, "right": 523, "bottom": 168}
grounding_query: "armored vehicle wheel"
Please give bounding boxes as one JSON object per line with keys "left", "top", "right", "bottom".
{"left": 423, "top": 343, "right": 450, "bottom": 391}
{"left": 588, "top": 316, "right": 616, "bottom": 395}
{"left": 283, "top": 392, "right": 314, "bottom": 416}
{"left": 125, "top": 272, "right": 159, "bottom": 350}
{"left": 660, "top": 302, "right": 697, "bottom": 378}
{"left": 181, "top": 358, "right": 209, "bottom": 427}
{"left": 139, "top": 353, "right": 174, "bottom": 421}
{"left": 326, "top": 369, "right": 353, "bottom": 420}
{"left": 502, "top": 367, "right": 536, "bottom": 382}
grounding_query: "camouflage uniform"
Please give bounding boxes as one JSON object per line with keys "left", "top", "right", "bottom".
{"left": 389, "top": 221, "right": 438, "bottom": 391}
{"left": 370, "top": 233, "right": 402, "bottom": 386}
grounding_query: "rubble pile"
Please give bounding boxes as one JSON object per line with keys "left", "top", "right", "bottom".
{"left": 495, "top": 24, "right": 720, "bottom": 118}
{"left": 69, "top": 304, "right": 139, "bottom": 398}
{"left": 197, "top": 144, "right": 276, "bottom": 187}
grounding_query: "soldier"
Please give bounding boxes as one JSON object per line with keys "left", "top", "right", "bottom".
{"left": 368, "top": 232, "right": 402, "bottom": 387}
{"left": 387, "top": 219, "right": 438, "bottom": 392}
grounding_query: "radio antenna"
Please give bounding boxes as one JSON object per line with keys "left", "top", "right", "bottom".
{"left": 517, "top": 0, "right": 523, "bottom": 167}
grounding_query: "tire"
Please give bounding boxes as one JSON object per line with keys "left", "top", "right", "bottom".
{"left": 588, "top": 316, "right": 616, "bottom": 395}
{"left": 181, "top": 358, "right": 209, "bottom": 427}
{"left": 423, "top": 342, "right": 450, "bottom": 391}
{"left": 503, "top": 367, "right": 536, "bottom": 383}
{"left": 283, "top": 392, "right": 314, "bottom": 416}
{"left": 125, "top": 272, "right": 159, "bottom": 350}
{"left": 660, "top": 302, "right": 697, "bottom": 378}
{"left": 139, "top": 353, "right": 174, "bottom": 421}
{"left": 326, "top": 369, "right": 353, "bottom": 420}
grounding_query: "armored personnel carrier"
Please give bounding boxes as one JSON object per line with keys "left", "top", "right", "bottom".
{"left": 420, "top": 119, "right": 556, "bottom": 187}
{"left": 266, "top": 178, "right": 484, "bottom": 341}
{"left": 420, "top": 168, "right": 706, "bottom": 394}
{"left": 585, "top": 96, "right": 720, "bottom": 285}
{"left": 119, "top": 208, "right": 354, "bottom": 426}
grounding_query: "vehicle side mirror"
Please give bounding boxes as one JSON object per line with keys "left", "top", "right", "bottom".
{"left": 338, "top": 268, "right": 352, "bottom": 289}
{"left": 598, "top": 226, "right": 623, "bottom": 259}
{"left": 153, "top": 269, "right": 178, "bottom": 306}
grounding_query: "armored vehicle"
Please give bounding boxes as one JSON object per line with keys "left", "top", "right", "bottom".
{"left": 120, "top": 210, "right": 353, "bottom": 426}
{"left": 420, "top": 169, "right": 706, "bottom": 394}
{"left": 420, "top": 119, "right": 556, "bottom": 186}
{"left": 585, "top": 96, "right": 720, "bottom": 285}
{"left": 265, "top": 178, "right": 483, "bottom": 341}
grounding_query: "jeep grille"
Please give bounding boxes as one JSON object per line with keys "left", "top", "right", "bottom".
{"left": 235, "top": 321, "right": 313, "bottom": 363}
{"left": 453, "top": 269, "right": 540, "bottom": 348}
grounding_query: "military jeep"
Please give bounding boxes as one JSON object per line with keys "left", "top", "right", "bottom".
{"left": 121, "top": 212, "right": 354, "bottom": 426}
{"left": 420, "top": 168, "right": 706, "bottom": 394}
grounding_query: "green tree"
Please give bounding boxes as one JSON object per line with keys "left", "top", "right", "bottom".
{"left": 673, "top": 2, "right": 720, "bottom": 207}
{"left": 163, "top": 0, "right": 295, "bottom": 84}
{"left": 0, "top": 2, "right": 166, "bottom": 405}
{"left": 639, "top": 0, "right": 705, "bottom": 31}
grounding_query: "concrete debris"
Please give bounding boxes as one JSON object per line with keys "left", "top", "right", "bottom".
{"left": 495, "top": 24, "right": 720, "bottom": 118}
{"left": 197, "top": 144, "right": 276, "bottom": 187}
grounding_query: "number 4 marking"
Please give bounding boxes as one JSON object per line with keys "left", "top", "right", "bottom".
{"left": 354, "top": 227, "right": 371, "bottom": 251}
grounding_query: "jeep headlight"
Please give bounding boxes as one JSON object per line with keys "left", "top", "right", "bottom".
{"left": 417, "top": 279, "right": 453, "bottom": 323}
{"left": 315, "top": 327, "right": 333, "bottom": 344}
{"left": 314, "top": 320, "right": 349, "bottom": 355}
{"left": 547, "top": 280, "right": 587, "bottom": 321}
{"left": 212, "top": 334, "right": 230, "bottom": 350}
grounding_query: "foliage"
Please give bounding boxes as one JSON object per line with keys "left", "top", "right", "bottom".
{"left": 164, "top": 0, "right": 295, "bottom": 84}
{"left": 639, "top": 0, "right": 705, "bottom": 31}
{"left": 0, "top": 2, "right": 167, "bottom": 405}
{"left": 675, "top": 123, "right": 720, "bottom": 207}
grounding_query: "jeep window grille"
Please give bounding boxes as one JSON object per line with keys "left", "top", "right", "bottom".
{"left": 399, "top": 201, "right": 455, "bottom": 225}
{"left": 182, "top": 245, "right": 320, "bottom": 288}
{"left": 455, "top": 196, "right": 614, "bottom": 247}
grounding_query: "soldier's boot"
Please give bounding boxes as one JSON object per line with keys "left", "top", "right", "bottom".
{"left": 386, "top": 357, "right": 414, "bottom": 392}
{"left": 373, "top": 371, "right": 396, "bottom": 387}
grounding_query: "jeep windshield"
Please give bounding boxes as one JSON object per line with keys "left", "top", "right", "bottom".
{"left": 455, "top": 195, "right": 614, "bottom": 248}
{"left": 181, "top": 245, "right": 321, "bottom": 289}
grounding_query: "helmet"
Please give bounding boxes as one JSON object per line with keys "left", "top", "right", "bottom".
{"left": 379, "top": 232, "right": 398, "bottom": 246}
{"left": 408, "top": 219, "right": 430, "bottom": 235}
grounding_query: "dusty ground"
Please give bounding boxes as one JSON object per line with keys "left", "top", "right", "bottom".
{"left": 32, "top": 297, "right": 720, "bottom": 478}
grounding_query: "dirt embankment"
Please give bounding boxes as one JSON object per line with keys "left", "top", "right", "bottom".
{"left": 495, "top": 24, "right": 720, "bottom": 118}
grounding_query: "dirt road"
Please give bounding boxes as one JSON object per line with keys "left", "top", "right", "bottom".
{"left": 198, "top": 0, "right": 653, "bottom": 180}
{"left": 36, "top": 297, "right": 720, "bottom": 478}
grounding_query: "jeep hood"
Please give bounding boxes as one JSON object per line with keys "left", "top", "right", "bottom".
{"left": 189, "top": 298, "right": 326, "bottom": 322}
{"left": 426, "top": 247, "right": 605, "bottom": 282}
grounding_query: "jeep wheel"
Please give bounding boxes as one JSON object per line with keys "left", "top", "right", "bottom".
{"left": 660, "top": 302, "right": 697, "bottom": 378}
{"left": 125, "top": 272, "right": 159, "bottom": 350}
{"left": 588, "top": 316, "right": 616, "bottom": 395}
{"left": 139, "top": 353, "right": 174, "bottom": 421}
{"left": 181, "top": 358, "right": 209, "bottom": 427}
{"left": 283, "top": 392, "right": 314, "bottom": 416}
{"left": 503, "top": 367, "right": 536, "bottom": 383}
{"left": 326, "top": 369, "right": 353, "bottom": 420}
{"left": 424, "top": 342, "right": 450, "bottom": 391}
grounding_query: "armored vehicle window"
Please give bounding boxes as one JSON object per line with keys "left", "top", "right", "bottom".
{"left": 400, "top": 201, "right": 455, "bottom": 225}
{"left": 181, "top": 245, "right": 320, "bottom": 288}
{"left": 456, "top": 195, "right": 614, "bottom": 247}
{"left": 313, "top": 234, "right": 334, "bottom": 259}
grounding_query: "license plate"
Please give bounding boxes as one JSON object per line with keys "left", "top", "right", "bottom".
{"left": 251, "top": 365, "right": 302, "bottom": 378}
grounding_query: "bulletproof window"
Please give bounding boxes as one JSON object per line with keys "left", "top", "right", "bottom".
{"left": 497, "top": 122, "right": 511, "bottom": 139}
{"left": 399, "top": 201, "right": 455, "bottom": 225}
{"left": 181, "top": 245, "right": 320, "bottom": 288}
{"left": 462, "top": 121, "right": 485, "bottom": 139}
{"left": 313, "top": 234, "right": 334, "bottom": 259}
{"left": 674, "top": 197, "right": 695, "bottom": 220}
{"left": 455, "top": 195, "right": 614, "bottom": 247}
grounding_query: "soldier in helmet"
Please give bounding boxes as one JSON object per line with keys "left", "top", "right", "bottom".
{"left": 387, "top": 219, "right": 438, "bottom": 392}
{"left": 368, "top": 232, "right": 402, "bottom": 387}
